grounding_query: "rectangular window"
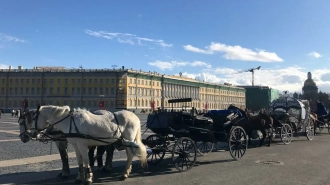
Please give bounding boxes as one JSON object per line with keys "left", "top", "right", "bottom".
{"left": 111, "top": 88, "right": 115, "bottom": 95}
{"left": 26, "top": 87, "right": 29, "bottom": 95}
{"left": 111, "top": 79, "right": 115, "bottom": 84}
{"left": 110, "top": 100, "right": 114, "bottom": 107}
{"left": 15, "top": 79, "right": 18, "bottom": 84}
{"left": 100, "top": 79, "right": 103, "bottom": 83}
{"left": 72, "top": 79, "right": 75, "bottom": 84}
{"left": 83, "top": 79, "right": 86, "bottom": 83}
{"left": 83, "top": 88, "right": 86, "bottom": 94}
{"left": 57, "top": 79, "right": 60, "bottom": 84}
{"left": 37, "top": 79, "right": 40, "bottom": 83}
{"left": 106, "top": 79, "right": 109, "bottom": 84}
{"left": 89, "top": 79, "right": 92, "bottom": 84}
{"left": 106, "top": 88, "right": 109, "bottom": 95}
{"left": 32, "top": 79, "right": 35, "bottom": 84}
{"left": 14, "top": 87, "right": 17, "bottom": 95}
{"left": 31, "top": 87, "right": 35, "bottom": 95}
{"left": 100, "top": 87, "right": 103, "bottom": 95}
{"left": 77, "top": 88, "right": 80, "bottom": 95}
{"left": 94, "top": 101, "right": 97, "bottom": 107}
{"left": 50, "top": 87, "right": 53, "bottom": 94}
{"left": 71, "top": 100, "right": 74, "bottom": 107}
{"left": 21, "top": 79, "right": 24, "bottom": 84}
{"left": 88, "top": 88, "right": 92, "bottom": 95}
{"left": 78, "top": 79, "right": 81, "bottom": 83}
{"left": 49, "top": 100, "right": 53, "bottom": 105}
{"left": 1, "top": 79, "right": 5, "bottom": 83}
{"left": 72, "top": 88, "right": 75, "bottom": 95}
{"left": 77, "top": 100, "right": 80, "bottom": 107}
{"left": 64, "top": 87, "right": 68, "bottom": 95}
{"left": 37, "top": 88, "right": 40, "bottom": 94}
{"left": 57, "top": 87, "right": 60, "bottom": 94}
{"left": 26, "top": 79, "right": 29, "bottom": 84}
{"left": 65, "top": 79, "right": 68, "bottom": 84}
{"left": 43, "top": 87, "right": 46, "bottom": 95}
{"left": 64, "top": 100, "right": 67, "bottom": 105}
{"left": 10, "top": 79, "right": 13, "bottom": 83}
{"left": 94, "top": 88, "right": 97, "bottom": 95}
{"left": 9, "top": 88, "right": 12, "bottom": 94}
{"left": 50, "top": 79, "right": 53, "bottom": 84}
{"left": 1, "top": 88, "right": 4, "bottom": 95}
{"left": 94, "top": 79, "right": 97, "bottom": 84}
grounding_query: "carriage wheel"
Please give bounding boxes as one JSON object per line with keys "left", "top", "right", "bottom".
{"left": 145, "top": 134, "right": 166, "bottom": 165}
{"left": 306, "top": 118, "right": 315, "bottom": 140}
{"left": 229, "top": 126, "right": 248, "bottom": 160}
{"left": 196, "top": 142, "right": 214, "bottom": 155}
{"left": 280, "top": 123, "right": 293, "bottom": 144}
{"left": 172, "top": 137, "right": 197, "bottom": 172}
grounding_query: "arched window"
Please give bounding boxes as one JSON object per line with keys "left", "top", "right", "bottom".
{"left": 130, "top": 99, "right": 132, "bottom": 106}
{"left": 138, "top": 100, "right": 140, "bottom": 106}
{"left": 142, "top": 99, "right": 144, "bottom": 106}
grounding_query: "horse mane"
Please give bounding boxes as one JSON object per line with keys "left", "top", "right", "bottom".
{"left": 40, "top": 105, "right": 71, "bottom": 118}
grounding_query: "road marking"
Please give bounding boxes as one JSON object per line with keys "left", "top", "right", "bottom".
{"left": 0, "top": 130, "right": 20, "bottom": 135}
{"left": 0, "top": 152, "right": 77, "bottom": 167}
{"left": 0, "top": 139, "right": 21, "bottom": 142}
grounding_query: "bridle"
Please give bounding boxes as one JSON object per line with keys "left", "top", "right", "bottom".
{"left": 18, "top": 110, "right": 32, "bottom": 138}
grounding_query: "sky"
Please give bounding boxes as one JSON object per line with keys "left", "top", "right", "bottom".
{"left": 1, "top": 1, "right": 330, "bottom": 94}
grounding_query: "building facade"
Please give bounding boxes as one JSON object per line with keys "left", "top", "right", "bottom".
{"left": 238, "top": 86, "right": 279, "bottom": 111}
{"left": 0, "top": 66, "right": 246, "bottom": 112}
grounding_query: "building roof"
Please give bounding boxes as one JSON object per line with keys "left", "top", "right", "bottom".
{"left": 303, "top": 79, "right": 317, "bottom": 87}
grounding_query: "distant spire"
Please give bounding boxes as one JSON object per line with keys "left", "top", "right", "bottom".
{"left": 308, "top": 72, "right": 312, "bottom": 79}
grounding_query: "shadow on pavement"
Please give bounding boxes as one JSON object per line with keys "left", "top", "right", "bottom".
{"left": 4, "top": 155, "right": 236, "bottom": 185}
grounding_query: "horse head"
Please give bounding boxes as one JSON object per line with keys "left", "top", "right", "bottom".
{"left": 18, "top": 109, "right": 35, "bottom": 143}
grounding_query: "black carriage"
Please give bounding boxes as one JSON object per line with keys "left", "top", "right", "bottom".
{"left": 142, "top": 98, "right": 248, "bottom": 172}
{"left": 268, "top": 97, "right": 315, "bottom": 144}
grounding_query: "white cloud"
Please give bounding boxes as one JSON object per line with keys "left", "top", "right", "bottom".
{"left": 177, "top": 66, "right": 330, "bottom": 93}
{"left": 0, "top": 33, "right": 26, "bottom": 43}
{"left": 148, "top": 60, "right": 212, "bottom": 71}
{"left": 308, "top": 51, "right": 321, "bottom": 58}
{"left": 183, "top": 42, "right": 283, "bottom": 62}
{"left": 85, "top": 29, "right": 173, "bottom": 47}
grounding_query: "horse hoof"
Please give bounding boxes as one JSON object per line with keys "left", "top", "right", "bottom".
{"left": 119, "top": 176, "right": 128, "bottom": 181}
{"left": 74, "top": 179, "right": 82, "bottom": 184}
{"left": 83, "top": 181, "right": 93, "bottom": 185}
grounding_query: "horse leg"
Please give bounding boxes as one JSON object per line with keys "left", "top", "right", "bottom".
{"left": 101, "top": 144, "right": 115, "bottom": 173}
{"left": 96, "top": 146, "right": 106, "bottom": 170}
{"left": 77, "top": 143, "right": 93, "bottom": 185}
{"left": 120, "top": 148, "right": 134, "bottom": 181}
{"left": 56, "top": 140, "right": 70, "bottom": 179}
{"left": 259, "top": 129, "right": 267, "bottom": 147}
{"left": 88, "top": 146, "right": 96, "bottom": 169}
{"left": 72, "top": 144, "right": 85, "bottom": 184}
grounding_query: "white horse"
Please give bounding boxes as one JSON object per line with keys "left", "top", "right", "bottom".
{"left": 30, "top": 105, "right": 147, "bottom": 184}
{"left": 18, "top": 109, "right": 116, "bottom": 179}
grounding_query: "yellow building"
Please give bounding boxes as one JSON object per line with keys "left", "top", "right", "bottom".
{"left": 0, "top": 66, "right": 246, "bottom": 112}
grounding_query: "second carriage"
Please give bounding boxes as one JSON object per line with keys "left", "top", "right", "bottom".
{"left": 267, "top": 97, "right": 315, "bottom": 145}
{"left": 142, "top": 98, "right": 248, "bottom": 172}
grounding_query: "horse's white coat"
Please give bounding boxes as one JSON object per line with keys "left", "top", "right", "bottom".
{"left": 30, "top": 105, "right": 147, "bottom": 183}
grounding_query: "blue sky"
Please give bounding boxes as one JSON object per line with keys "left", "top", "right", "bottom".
{"left": 1, "top": 0, "right": 330, "bottom": 93}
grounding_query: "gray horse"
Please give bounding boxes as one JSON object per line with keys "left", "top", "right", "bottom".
{"left": 18, "top": 109, "right": 116, "bottom": 179}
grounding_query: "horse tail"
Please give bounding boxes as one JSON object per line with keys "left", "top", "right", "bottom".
{"left": 135, "top": 126, "right": 148, "bottom": 168}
